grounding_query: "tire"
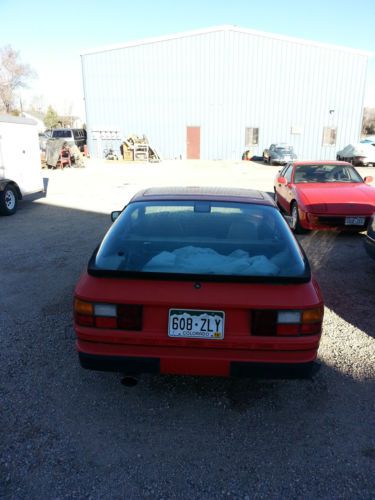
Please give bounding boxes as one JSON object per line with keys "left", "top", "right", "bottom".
{"left": 336, "top": 155, "right": 341, "bottom": 161}
{"left": 0, "top": 185, "right": 18, "bottom": 215}
{"left": 290, "top": 201, "right": 308, "bottom": 234}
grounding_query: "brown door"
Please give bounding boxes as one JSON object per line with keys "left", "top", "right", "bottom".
{"left": 186, "top": 126, "right": 200, "bottom": 159}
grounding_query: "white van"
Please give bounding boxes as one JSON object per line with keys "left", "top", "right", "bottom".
{"left": 0, "top": 115, "right": 44, "bottom": 215}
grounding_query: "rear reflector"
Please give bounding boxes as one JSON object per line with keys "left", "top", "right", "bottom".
{"left": 75, "top": 313, "right": 94, "bottom": 326}
{"left": 118, "top": 305, "right": 143, "bottom": 331}
{"left": 300, "top": 323, "right": 322, "bottom": 335}
{"left": 252, "top": 310, "right": 277, "bottom": 336}
{"left": 276, "top": 323, "right": 299, "bottom": 336}
{"left": 95, "top": 316, "right": 117, "bottom": 328}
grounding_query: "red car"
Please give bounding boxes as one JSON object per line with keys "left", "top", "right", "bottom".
{"left": 74, "top": 187, "right": 324, "bottom": 379}
{"left": 274, "top": 161, "right": 375, "bottom": 232}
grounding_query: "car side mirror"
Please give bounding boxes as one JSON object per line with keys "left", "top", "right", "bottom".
{"left": 364, "top": 176, "right": 373, "bottom": 184}
{"left": 111, "top": 210, "right": 122, "bottom": 222}
{"left": 277, "top": 176, "right": 288, "bottom": 185}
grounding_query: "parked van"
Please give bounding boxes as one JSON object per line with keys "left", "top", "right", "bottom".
{"left": 51, "top": 128, "right": 86, "bottom": 151}
{"left": 0, "top": 115, "right": 44, "bottom": 215}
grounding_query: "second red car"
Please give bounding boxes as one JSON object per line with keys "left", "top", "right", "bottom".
{"left": 274, "top": 161, "right": 375, "bottom": 232}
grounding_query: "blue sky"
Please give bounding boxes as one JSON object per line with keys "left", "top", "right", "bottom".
{"left": 1, "top": 0, "right": 374, "bottom": 118}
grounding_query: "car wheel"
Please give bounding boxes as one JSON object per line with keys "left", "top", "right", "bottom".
{"left": 290, "top": 202, "right": 307, "bottom": 234}
{"left": 268, "top": 157, "right": 272, "bottom": 165}
{"left": 336, "top": 155, "right": 341, "bottom": 161}
{"left": 0, "top": 185, "right": 18, "bottom": 215}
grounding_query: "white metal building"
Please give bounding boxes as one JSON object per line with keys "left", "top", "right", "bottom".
{"left": 81, "top": 25, "right": 371, "bottom": 161}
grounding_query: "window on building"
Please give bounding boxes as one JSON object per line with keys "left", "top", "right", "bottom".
{"left": 245, "top": 127, "right": 259, "bottom": 146}
{"left": 322, "top": 127, "right": 337, "bottom": 146}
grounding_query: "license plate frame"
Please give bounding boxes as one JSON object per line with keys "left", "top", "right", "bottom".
{"left": 345, "top": 216, "right": 365, "bottom": 226}
{"left": 168, "top": 309, "right": 225, "bottom": 339}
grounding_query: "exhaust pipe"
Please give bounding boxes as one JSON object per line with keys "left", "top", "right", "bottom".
{"left": 121, "top": 375, "right": 138, "bottom": 387}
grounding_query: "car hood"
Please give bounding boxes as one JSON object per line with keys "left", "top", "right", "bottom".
{"left": 297, "top": 183, "right": 375, "bottom": 214}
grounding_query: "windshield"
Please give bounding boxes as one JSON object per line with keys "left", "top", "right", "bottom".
{"left": 275, "top": 147, "right": 292, "bottom": 153}
{"left": 93, "top": 201, "right": 307, "bottom": 279}
{"left": 293, "top": 164, "right": 363, "bottom": 183}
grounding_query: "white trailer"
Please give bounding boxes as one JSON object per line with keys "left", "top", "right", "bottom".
{"left": 0, "top": 115, "right": 44, "bottom": 215}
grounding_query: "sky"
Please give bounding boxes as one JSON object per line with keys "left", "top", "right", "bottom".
{"left": 1, "top": 0, "right": 374, "bottom": 120}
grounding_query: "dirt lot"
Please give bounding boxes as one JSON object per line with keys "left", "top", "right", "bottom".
{"left": 1, "top": 160, "right": 375, "bottom": 499}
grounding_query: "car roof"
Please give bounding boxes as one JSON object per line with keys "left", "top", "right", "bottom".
{"left": 129, "top": 186, "right": 276, "bottom": 206}
{"left": 291, "top": 160, "right": 352, "bottom": 166}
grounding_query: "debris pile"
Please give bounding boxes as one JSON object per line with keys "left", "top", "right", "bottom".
{"left": 44, "top": 138, "right": 85, "bottom": 169}
{"left": 120, "top": 134, "right": 161, "bottom": 162}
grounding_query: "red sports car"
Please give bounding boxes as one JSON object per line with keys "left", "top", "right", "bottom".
{"left": 274, "top": 161, "right": 375, "bottom": 232}
{"left": 74, "top": 187, "right": 324, "bottom": 379}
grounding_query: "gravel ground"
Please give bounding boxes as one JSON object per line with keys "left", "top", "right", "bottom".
{"left": 1, "top": 160, "right": 375, "bottom": 499}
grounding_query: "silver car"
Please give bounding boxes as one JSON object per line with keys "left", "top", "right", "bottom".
{"left": 336, "top": 143, "right": 375, "bottom": 166}
{"left": 263, "top": 143, "right": 297, "bottom": 165}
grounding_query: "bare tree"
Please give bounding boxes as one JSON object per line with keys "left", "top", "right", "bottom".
{"left": 30, "top": 94, "right": 46, "bottom": 114}
{"left": 0, "top": 45, "right": 36, "bottom": 113}
{"left": 362, "top": 107, "right": 375, "bottom": 136}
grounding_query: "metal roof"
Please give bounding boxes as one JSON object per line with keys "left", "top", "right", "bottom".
{"left": 81, "top": 25, "right": 372, "bottom": 57}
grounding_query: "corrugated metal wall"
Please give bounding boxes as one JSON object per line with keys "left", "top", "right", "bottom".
{"left": 81, "top": 28, "right": 368, "bottom": 160}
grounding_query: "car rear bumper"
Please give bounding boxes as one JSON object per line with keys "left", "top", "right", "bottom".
{"left": 77, "top": 340, "right": 319, "bottom": 378}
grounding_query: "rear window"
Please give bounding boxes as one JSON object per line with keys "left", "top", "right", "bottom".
{"left": 52, "top": 130, "right": 73, "bottom": 138}
{"left": 92, "top": 201, "right": 307, "bottom": 280}
{"left": 275, "top": 147, "right": 292, "bottom": 153}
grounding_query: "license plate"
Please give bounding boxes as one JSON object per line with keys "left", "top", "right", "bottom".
{"left": 345, "top": 216, "right": 365, "bottom": 226}
{"left": 168, "top": 309, "right": 225, "bottom": 339}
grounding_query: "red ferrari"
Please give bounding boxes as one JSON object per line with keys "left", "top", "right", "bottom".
{"left": 74, "top": 187, "right": 324, "bottom": 379}
{"left": 274, "top": 161, "right": 375, "bottom": 232}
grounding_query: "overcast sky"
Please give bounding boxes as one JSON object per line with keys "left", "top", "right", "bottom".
{"left": 1, "top": 0, "right": 374, "bottom": 118}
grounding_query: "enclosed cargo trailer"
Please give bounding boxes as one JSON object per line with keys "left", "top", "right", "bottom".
{"left": 0, "top": 115, "right": 44, "bottom": 215}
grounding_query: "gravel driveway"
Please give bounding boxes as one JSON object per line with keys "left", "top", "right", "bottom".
{"left": 1, "top": 160, "right": 375, "bottom": 499}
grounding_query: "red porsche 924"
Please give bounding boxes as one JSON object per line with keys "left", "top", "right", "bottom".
{"left": 74, "top": 187, "right": 324, "bottom": 379}
{"left": 274, "top": 161, "right": 375, "bottom": 233}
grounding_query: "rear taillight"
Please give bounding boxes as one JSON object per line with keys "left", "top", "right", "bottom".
{"left": 74, "top": 298, "right": 142, "bottom": 330}
{"left": 252, "top": 307, "right": 323, "bottom": 337}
